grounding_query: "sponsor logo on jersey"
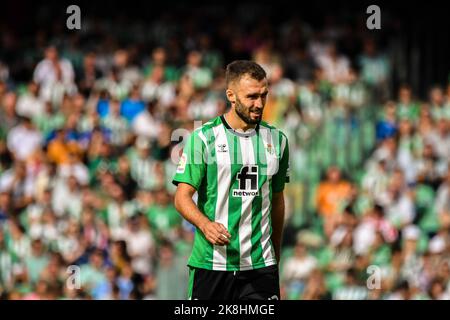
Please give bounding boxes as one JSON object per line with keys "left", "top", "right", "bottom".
{"left": 233, "top": 165, "right": 259, "bottom": 197}
{"left": 217, "top": 143, "right": 228, "bottom": 153}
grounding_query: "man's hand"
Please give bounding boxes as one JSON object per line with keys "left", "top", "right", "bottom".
{"left": 199, "top": 221, "right": 231, "bottom": 246}
{"left": 175, "top": 182, "right": 231, "bottom": 246}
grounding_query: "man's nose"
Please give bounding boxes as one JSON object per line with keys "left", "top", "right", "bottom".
{"left": 254, "top": 98, "right": 264, "bottom": 108}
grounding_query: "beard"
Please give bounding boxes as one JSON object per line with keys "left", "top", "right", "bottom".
{"left": 234, "top": 97, "right": 263, "bottom": 125}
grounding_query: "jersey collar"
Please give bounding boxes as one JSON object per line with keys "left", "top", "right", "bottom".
{"left": 220, "top": 115, "right": 260, "bottom": 138}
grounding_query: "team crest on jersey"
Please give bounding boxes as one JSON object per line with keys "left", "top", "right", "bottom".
{"left": 177, "top": 153, "right": 187, "bottom": 173}
{"left": 266, "top": 143, "right": 275, "bottom": 155}
{"left": 232, "top": 165, "right": 259, "bottom": 197}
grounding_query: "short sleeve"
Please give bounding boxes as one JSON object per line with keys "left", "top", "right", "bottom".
{"left": 272, "top": 134, "right": 290, "bottom": 193}
{"left": 172, "top": 131, "right": 206, "bottom": 190}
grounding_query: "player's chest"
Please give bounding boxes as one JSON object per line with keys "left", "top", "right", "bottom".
{"left": 208, "top": 135, "right": 280, "bottom": 177}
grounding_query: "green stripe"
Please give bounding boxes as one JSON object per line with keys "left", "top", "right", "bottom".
{"left": 250, "top": 134, "right": 266, "bottom": 266}
{"left": 187, "top": 126, "right": 217, "bottom": 270}
{"left": 187, "top": 267, "right": 195, "bottom": 299}
{"left": 201, "top": 126, "right": 217, "bottom": 268}
{"left": 268, "top": 128, "right": 283, "bottom": 259}
{"left": 260, "top": 121, "right": 277, "bottom": 130}
{"left": 204, "top": 126, "right": 217, "bottom": 268}
{"left": 226, "top": 132, "right": 242, "bottom": 270}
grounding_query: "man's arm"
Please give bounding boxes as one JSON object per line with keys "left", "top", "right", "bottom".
{"left": 271, "top": 190, "right": 285, "bottom": 264}
{"left": 174, "top": 182, "right": 231, "bottom": 246}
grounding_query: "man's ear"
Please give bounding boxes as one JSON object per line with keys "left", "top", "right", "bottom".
{"left": 226, "top": 88, "right": 236, "bottom": 105}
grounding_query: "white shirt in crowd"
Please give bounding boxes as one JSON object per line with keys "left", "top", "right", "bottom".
{"left": 33, "top": 58, "right": 77, "bottom": 102}
{"left": 51, "top": 179, "right": 82, "bottom": 219}
{"left": 188, "top": 96, "right": 218, "bottom": 120}
{"left": 122, "top": 226, "right": 155, "bottom": 275}
{"left": 426, "top": 131, "right": 450, "bottom": 161}
{"left": 58, "top": 162, "right": 90, "bottom": 186}
{"left": 7, "top": 124, "right": 43, "bottom": 161}
{"left": 317, "top": 54, "right": 350, "bottom": 84}
{"left": 435, "top": 183, "right": 450, "bottom": 215}
{"left": 33, "top": 58, "right": 75, "bottom": 88}
{"left": 16, "top": 94, "right": 46, "bottom": 118}
{"left": 141, "top": 81, "right": 176, "bottom": 107}
{"left": 383, "top": 193, "right": 416, "bottom": 226}
{"left": 132, "top": 110, "right": 161, "bottom": 140}
{"left": 0, "top": 169, "right": 34, "bottom": 197}
{"left": 282, "top": 254, "right": 317, "bottom": 282}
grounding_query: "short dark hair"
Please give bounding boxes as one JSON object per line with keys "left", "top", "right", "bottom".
{"left": 225, "top": 60, "right": 266, "bottom": 87}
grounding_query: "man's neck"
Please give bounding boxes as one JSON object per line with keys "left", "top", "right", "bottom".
{"left": 224, "top": 110, "right": 256, "bottom": 132}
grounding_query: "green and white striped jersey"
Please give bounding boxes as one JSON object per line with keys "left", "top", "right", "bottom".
{"left": 173, "top": 115, "right": 290, "bottom": 271}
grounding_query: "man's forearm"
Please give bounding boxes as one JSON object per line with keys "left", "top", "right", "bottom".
{"left": 174, "top": 185, "right": 231, "bottom": 246}
{"left": 174, "top": 193, "right": 210, "bottom": 230}
{"left": 271, "top": 191, "right": 285, "bottom": 263}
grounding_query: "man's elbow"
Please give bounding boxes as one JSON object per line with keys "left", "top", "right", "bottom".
{"left": 174, "top": 185, "right": 193, "bottom": 213}
{"left": 174, "top": 189, "right": 183, "bottom": 212}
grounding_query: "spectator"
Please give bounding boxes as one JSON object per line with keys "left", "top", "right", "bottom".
{"left": 77, "top": 52, "right": 103, "bottom": 97}
{"left": 132, "top": 99, "right": 161, "bottom": 141}
{"left": 16, "top": 82, "right": 45, "bottom": 118}
{"left": 120, "top": 85, "right": 145, "bottom": 122}
{"left": 7, "top": 116, "right": 42, "bottom": 161}
{"left": 301, "top": 269, "right": 331, "bottom": 300}
{"left": 147, "top": 188, "right": 181, "bottom": 241}
{"left": 281, "top": 241, "right": 318, "bottom": 298}
{"left": 24, "top": 239, "right": 49, "bottom": 284}
{"left": 33, "top": 46, "right": 76, "bottom": 104}
{"left": 155, "top": 240, "right": 187, "bottom": 300}
{"left": 80, "top": 249, "right": 108, "bottom": 296}
{"left": 332, "top": 268, "right": 368, "bottom": 300}
{"left": 122, "top": 215, "right": 155, "bottom": 276}
{"left": 101, "top": 98, "right": 131, "bottom": 148}
{"left": 316, "top": 166, "right": 352, "bottom": 237}
{"left": 358, "top": 38, "right": 390, "bottom": 99}
{"left": 316, "top": 43, "right": 351, "bottom": 85}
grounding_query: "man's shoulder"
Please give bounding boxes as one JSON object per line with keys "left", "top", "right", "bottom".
{"left": 259, "top": 121, "right": 288, "bottom": 140}
{"left": 191, "top": 116, "right": 222, "bottom": 136}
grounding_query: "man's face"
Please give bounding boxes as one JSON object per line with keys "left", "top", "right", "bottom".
{"left": 227, "top": 74, "right": 268, "bottom": 125}
{"left": 45, "top": 47, "right": 58, "bottom": 62}
{"left": 327, "top": 167, "right": 341, "bottom": 183}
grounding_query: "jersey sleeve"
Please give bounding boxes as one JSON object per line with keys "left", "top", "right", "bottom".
{"left": 272, "top": 133, "right": 290, "bottom": 193}
{"left": 172, "top": 130, "right": 206, "bottom": 190}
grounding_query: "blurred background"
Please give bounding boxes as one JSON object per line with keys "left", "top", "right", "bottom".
{"left": 0, "top": 0, "right": 449, "bottom": 300}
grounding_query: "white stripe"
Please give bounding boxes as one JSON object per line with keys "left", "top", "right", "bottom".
{"left": 280, "top": 133, "right": 287, "bottom": 156}
{"left": 238, "top": 136, "right": 256, "bottom": 268}
{"left": 259, "top": 127, "right": 277, "bottom": 265}
{"left": 197, "top": 130, "right": 208, "bottom": 163}
{"left": 197, "top": 130, "right": 208, "bottom": 150}
{"left": 212, "top": 125, "right": 230, "bottom": 270}
{"left": 280, "top": 133, "right": 289, "bottom": 179}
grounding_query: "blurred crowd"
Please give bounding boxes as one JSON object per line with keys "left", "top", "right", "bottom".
{"left": 281, "top": 82, "right": 450, "bottom": 300}
{"left": 1, "top": 6, "right": 450, "bottom": 300}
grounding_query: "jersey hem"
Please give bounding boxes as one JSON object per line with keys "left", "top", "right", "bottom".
{"left": 187, "top": 260, "right": 277, "bottom": 271}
